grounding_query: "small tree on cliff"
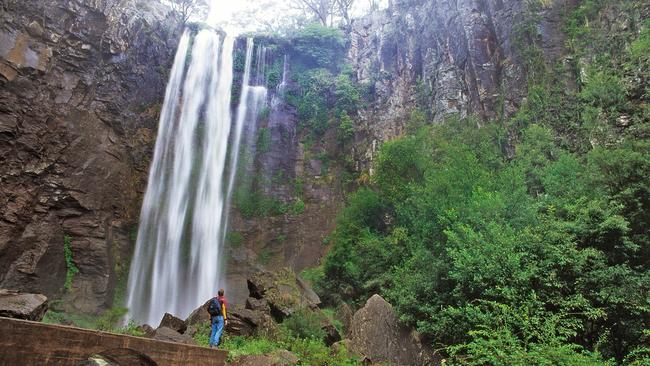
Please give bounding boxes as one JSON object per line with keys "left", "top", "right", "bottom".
{"left": 292, "top": 0, "right": 337, "bottom": 27}
{"left": 170, "top": 0, "right": 209, "bottom": 25}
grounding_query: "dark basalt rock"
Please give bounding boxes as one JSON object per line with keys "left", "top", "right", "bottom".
{"left": 348, "top": 294, "right": 442, "bottom": 366}
{"left": 0, "top": 0, "right": 180, "bottom": 314}
{"left": 152, "top": 326, "right": 197, "bottom": 345}
{"left": 158, "top": 312, "right": 187, "bottom": 334}
{"left": 247, "top": 268, "right": 321, "bottom": 321}
{"left": 0, "top": 289, "right": 48, "bottom": 321}
{"left": 245, "top": 297, "right": 270, "bottom": 313}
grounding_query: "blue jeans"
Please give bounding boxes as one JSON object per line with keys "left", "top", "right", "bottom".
{"left": 209, "top": 316, "right": 224, "bottom": 347}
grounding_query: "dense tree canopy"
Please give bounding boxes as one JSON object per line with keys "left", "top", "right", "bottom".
{"left": 316, "top": 0, "right": 650, "bottom": 364}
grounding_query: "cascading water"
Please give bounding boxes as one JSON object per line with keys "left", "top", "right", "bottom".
{"left": 271, "top": 54, "right": 288, "bottom": 108}
{"left": 255, "top": 45, "right": 267, "bottom": 86}
{"left": 125, "top": 29, "right": 236, "bottom": 325}
{"left": 126, "top": 28, "right": 270, "bottom": 324}
{"left": 220, "top": 39, "right": 268, "bottom": 254}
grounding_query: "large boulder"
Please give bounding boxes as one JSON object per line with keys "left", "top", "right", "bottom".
{"left": 0, "top": 289, "right": 48, "bottom": 321}
{"left": 247, "top": 269, "right": 320, "bottom": 321}
{"left": 137, "top": 324, "right": 155, "bottom": 338}
{"left": 335, "top": 303, "right": 354, "bottom": 337}
{"left": 185, "top": 299, "right": 212, "bottom": 327}
{"left": 348, "top": 294, "right": 441, "bottom": 366}
{"left": 245, "top": 297, "right": 270, "bottom": 313}
{"left": 152, "top": 326, "right": 197, "bottom": 345}
{"left": 185, "top": 300, "right": 275, "bottom": 338}
{"left": 158, "top": 312, "right": 187, "bottom": 334}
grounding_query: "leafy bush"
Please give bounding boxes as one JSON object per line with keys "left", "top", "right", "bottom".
{"left": 258, "top": 106, "right": 270, "bottom": 120}
{"left": 234, "top": 188, "right": 287, "bottom": 218}
{"left": 221, "top": 335, "right": 282, "bottom": 361}
{"left": 193, "top": 321, "right": 212, "bottom": 347}
{"left": 319, "top": 113, "right": 649, "bottom": 362}
{"left": 337, "top": 112, "right": 355, "bottom": 142}
{"left": 291, "top": 198, "right": 306, "bottom": 215}
{"left": 281, "top": 309, "right": 326, "bottom": 341}
{"left": 218, "top": 322, "right": 360, "bottom": 365}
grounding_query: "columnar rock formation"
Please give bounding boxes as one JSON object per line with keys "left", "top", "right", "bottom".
{"left": 0, "top": 0, "right": 179, "bottom": 312}
{"left": 349, "top": 0, "right": 573, "bottom": 165}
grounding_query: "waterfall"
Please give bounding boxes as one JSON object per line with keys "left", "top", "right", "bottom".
{"left": 272, "top": 55, "right": 288, "bottom": 108}
{"left": 255, "top": 45, "right": 267, "bottom": 86}
{"left": 126, "top": 29, "right": 236, "bottom": 325}
{"left": 279, "top": 54, "right": 288, "bottom": 91}
{"left": 126, "top": 29, "right": 271, "bottom": 325}
{"left": 220, "top": 39, "right": 268, "bottom": 276}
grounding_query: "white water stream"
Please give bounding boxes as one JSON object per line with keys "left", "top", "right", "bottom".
{"left": 126, "top": 25, "right": 270, "bottom": 324}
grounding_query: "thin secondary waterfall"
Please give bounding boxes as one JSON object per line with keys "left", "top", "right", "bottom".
{"left": 272, "top": 55, "right": 288, "bottom": 107}
{"left": 255, "top": 45, "right": 267, "bottom": 86}
{"left": 126, "top": 29, "right": 236, "bottom": 325}
{"left": 219, "top": 39, "right": 268, "bottom": 274}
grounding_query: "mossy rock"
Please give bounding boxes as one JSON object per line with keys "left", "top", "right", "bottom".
{"left": 247, "top": 268, "right": 320, "bottom": 321}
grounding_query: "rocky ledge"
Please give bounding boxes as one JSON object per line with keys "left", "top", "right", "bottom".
{"left": 0, "top": 289, "right": 48, "bottom": 321}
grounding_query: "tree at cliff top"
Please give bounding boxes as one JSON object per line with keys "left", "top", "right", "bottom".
{"left": 318, "top": 0, "right": 650, "bottom": 364}
{"left": 169, "top": 0, "right": 208, "bottom": 25}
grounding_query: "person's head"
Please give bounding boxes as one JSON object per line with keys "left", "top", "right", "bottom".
{"left": 218, "top": 288, "right": 224, "bottom": 297}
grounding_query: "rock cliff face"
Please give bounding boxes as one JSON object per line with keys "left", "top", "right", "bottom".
{"left": 349, "top": 0, "right": 574, "bottom": 166}
{"left": 225, "top": 0, "right": 575, "bottom": 304}
{"left": 0, "top": 0, "right": 575, "bottom": 313}
{"left": 0, "top": 0, "right": 179, "bottom": 313}
{"left": 225, "top": 79, "right": 346, "bottom": 304}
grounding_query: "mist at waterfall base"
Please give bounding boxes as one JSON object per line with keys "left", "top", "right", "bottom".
{"left": 125, "top": 31, "right": 276, "bottom": 324}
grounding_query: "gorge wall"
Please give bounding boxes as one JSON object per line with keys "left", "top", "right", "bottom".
{"left": 349, "top": 0, "right": 575, "bottom": 166}
{"left": 1, "top": 0, "right": 574, "bottom": 311}
{"left": 224, "top": 0, "right": 575, "bottom": 303}
{"left": 0, "top": 0, "right": 179, "bottom": 313}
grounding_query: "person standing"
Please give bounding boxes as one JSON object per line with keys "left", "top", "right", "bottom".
{"left": 208, "top": 288, "right": 228, "bottom": 348}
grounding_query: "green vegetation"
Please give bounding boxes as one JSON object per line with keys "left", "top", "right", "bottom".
{"left": 204, "top": 309, "right": 359, "bottom": 365}
{"left": 63, "top": 235, "right": 79, "bottom": 291}
{"left": 291, "top": 198, "right": 306, "bottom": 215}
{"left": 258, "top": 106, "right": 271, "bottom": 120}
{"left": 257, "top": 127, "right": 272, "bottom": 154}
{"left": 287, "top": 69, "right": 362, "bottom": 141}
{"left": 281, "top": 309, "right": 326, "bottom": 340}
{"left": 318, "top": 1, "right": 650, "bottom": 364}
{"left": 234, "top": 186, "right": 288, "bottom": 219}
{"left": 43, "top": 307, "right": 144, "bottom": 337}
{"left": 227, "top": 231, "right": 245, "bottom": 247}
{"left": 233, "top": 50, "right": 246, "bottom": 72}
{"left": 259, "top": 248, "right": 273, "bottom": 264}
{"left": 290, "top": 24, "right": 346, "bottom": 69}
{"left": 266, "top": 58, "right": 284, "bottom": 89}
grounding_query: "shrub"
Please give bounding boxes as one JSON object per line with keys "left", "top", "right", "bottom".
{"left": 291, "top": 198, "right": 306, "bottom": 215}
{"left": 281, "top": 309, "right": 326, "bottom": 341}
{"left": 227, "top": 231, "right": 244, "bottom": 247}
{"left": 291, "top": 24, "right": 346, "bottom": 69}
{"left": 63, "top": 235, "right": 79, "bottom": 291}
{"left": 337, "top": 112, "right": 355, "bottom": 142}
